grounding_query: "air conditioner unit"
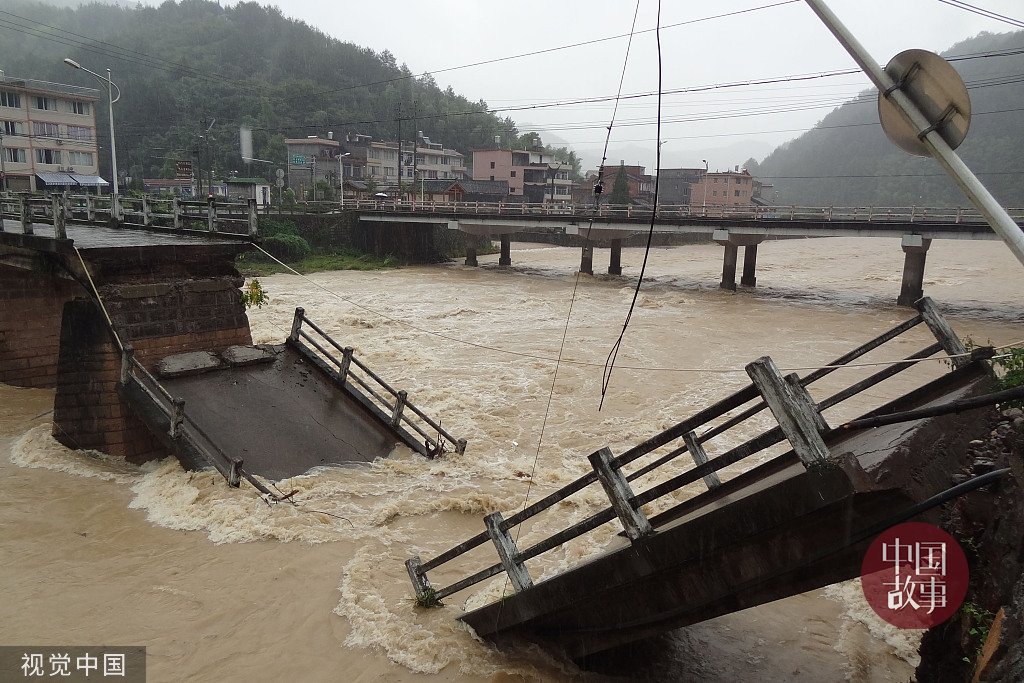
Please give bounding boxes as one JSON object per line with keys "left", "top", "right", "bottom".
{"left": 56, "top": 139, "right": 63, "bottom": 145}
{"left": 58, "top": 166, "right": 68, "bottom": 172}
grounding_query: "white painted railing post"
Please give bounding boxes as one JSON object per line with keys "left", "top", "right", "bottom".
{"left": 172, "top": 197, "right": 182, "bottom": 230}
{"left": 339, "top": 346, "right": 353, "bottom": 383}
{"left": 169, "top": 398, "right": 185, "bottom": 438}
{"left": 485, "top": 512, "right": 534, "bottom": 593}
{"left": 405, "top": 556, "right": 434, "bottom": 603}
{"left": 248, "top": 198, "right": 258, "bottom": 237}
{"left": 683, "top": 431, "right": 722, "bottom": 490}
{"left": 588, "top": 446, "right": 653, "bottom": 541}
{"left": 120, "top": 344, "right": 134, "bottom": 385}
{"left": 228, "top": 457, "right": 242, "bottom": 487}
{"left": 52, "top": 193, "right": 66, "bottom": 239}
{"left": 207, "top": 195, "right": 217, "bottom": 232}
{"left": 289, "top": 307, "right": 304, "bottom": 342}
{"left": 746, "top": 356, "right": 831, "bottom": 467}
{"left": 142, "top": 195, "right": 153, "bottom": 226}
{"left": 19, "top": 193, "right": 32, "bottom": 234}
{"left": 86, "top": 194, "right": 96, "bottom": 222}
{"left": 391, "top": 390, "right": 408, "bottom": 427}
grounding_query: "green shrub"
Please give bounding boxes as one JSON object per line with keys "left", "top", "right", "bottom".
{"left": 262, "top": 233, "right": 311, "bottom": 261}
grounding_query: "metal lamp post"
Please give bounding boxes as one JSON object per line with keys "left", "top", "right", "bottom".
{"left": 64, "top": 58, "right": 120, "bottom": 224}
{"left": 701, "top": 159, "right": 708, "bottom": 216}
{"left": 337, "top": 151, "right": 350, "bottom": 206}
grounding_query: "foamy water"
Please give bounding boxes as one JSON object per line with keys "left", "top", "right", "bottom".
{"left": 3, "top": 237, "right": 1021, "bottom": 682}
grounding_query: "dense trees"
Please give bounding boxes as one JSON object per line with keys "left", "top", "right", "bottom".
{"left": 0, "top": 0, "right": 544, "bottom": 183}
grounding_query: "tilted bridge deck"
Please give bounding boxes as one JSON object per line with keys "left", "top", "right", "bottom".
{"left": 405, "top": 297, "right": 995, "bottom": 660}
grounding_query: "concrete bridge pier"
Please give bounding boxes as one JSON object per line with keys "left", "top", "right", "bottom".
{"left": 499, "top": 234, "right": 512, "bottom": 266}
{"left": 465, "top": 247, "right": 478, "bottom": 267}
{"left": 714, "top": 230, "right": 765, "bottom": 291}
{"left": 897, "top": 235, "right": 932, "bottom": 307}
{"left": 608, "top": 238, "right": 623, "bottom": 275}
{"left": 580, "top": 244, "right": 594, "bottom": 275}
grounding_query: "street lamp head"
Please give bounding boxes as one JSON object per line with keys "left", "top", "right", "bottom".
{"left": 63, "top": 58, "right": 82, "bottom": 70}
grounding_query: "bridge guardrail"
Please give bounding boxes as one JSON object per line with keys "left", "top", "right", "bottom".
{"left": 287, "top": 307, "right": 467, "bottom": 458}
{"left": 0, "top": 191, "right": 257, "bottom": 237}
{"left": 405, "top": 298, "right": 968, "bottom": 606}
{"left": 339, "top": 197, "right": 1024, "bottom": 225}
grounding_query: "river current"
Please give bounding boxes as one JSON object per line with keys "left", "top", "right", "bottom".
{"left": 2, "top": 236, "right": 1021, "bottom": 682}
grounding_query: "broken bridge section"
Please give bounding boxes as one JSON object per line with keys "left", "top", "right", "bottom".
{"left": 406, "top": 297, "right": 1000, "bottom": 661}
{"left": 118, "top": 307, "right": 466, "bottom": 484}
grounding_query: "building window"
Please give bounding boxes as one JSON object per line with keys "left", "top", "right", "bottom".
{"left": 67, "top": 125, "right": 92, "bottom": 141}
{"left": 5, "top": 148, "right": 26, "bottom": 163}
{"left": 69, "top": 101, "right": 90, "bottom": 115}
{"left": 35, "top": 148, "right": 61, "bottom": 164}
{"left": 68, "top": 151, "right": 93, "bottom": 165}
{"left": 34, "top": 96, "right": 56, "bottom": 111}
{"left": 713, "top": 177, "right": 718, "bottom": 183}
{"left": 0, "top": 91, "right": 20, "bottom": 108}
{"left": 510, "top": 170, "right": 516, "bottom": 177}
{"left": 32, "top": 121, "right": 60, "bottom": 138}
{"left": 2, "top": 120, "right": 23, "bottom": 135}
{"left": 490, "top": 161, "right": 495, "bottom": 169}
{"left": 734, "top": 190, "right": 741, "bottom": 197}
{"left": 490, "top": 175, "right": 494, "bottom": 181}
{"left": 712, "top": 191, "right": 717, "bottom": 197}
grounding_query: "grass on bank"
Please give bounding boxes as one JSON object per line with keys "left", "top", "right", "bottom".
{"left": 236, "top": 249, "right": 399, "bottom": 277}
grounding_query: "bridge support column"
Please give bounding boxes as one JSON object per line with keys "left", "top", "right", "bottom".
{"left": 741, "top": 244, "right": 758, "bottom": 287}
{"left": 465, "top": 247, "right": 478, "bottom": 267}
{"left": 897, "top": 235, "right": 932, "bottom": 307}
{"left": 580, "top": 244, "right": 594, "bottom": 275}
{"left": 719, "top": 242, "right": 738, "bottom": 291}
{"left": 498, "top": 234, "right": 511, "bottom": 266}
{"left": 608, "top": 238, "right": 622, "bottom": 275}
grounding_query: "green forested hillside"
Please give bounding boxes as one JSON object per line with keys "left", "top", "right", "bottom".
{"left": 0, "top": 0, "right": 566, "bottom": 185}
{"left": 749, "top": 30, "right": 1024, "bottom": 207}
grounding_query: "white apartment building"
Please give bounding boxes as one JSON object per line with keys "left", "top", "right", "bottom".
{"left": 0, "top": 72, "right": 105, "bottom": 192}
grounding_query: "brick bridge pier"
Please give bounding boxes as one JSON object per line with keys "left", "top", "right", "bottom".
{"left": 0, "top": 226, "right": 251, "bottom": 461}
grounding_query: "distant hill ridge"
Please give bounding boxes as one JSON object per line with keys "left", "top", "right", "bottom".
{"left": 747, "top": 30, "right": 1024, "bottom": 207}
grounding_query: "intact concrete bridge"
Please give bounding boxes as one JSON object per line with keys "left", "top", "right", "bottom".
{"left": 406, "top": 299, "right": 1009, "bottom": 661}
{"left": 352, "top": 199, "right": 1024, "bottom": 306}
{"left": 0, "top": 193, "right": 465, "bottom": 483}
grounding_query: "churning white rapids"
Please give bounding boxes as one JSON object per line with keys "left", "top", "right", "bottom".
{"left": 2, "top": 237, "right": 1021, "bottom": 682}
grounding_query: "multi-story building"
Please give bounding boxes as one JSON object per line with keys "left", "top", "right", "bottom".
{"left": 0, "top": 71, "right": 104, "bottom": 192}
{"left": 657, "top": 168, "right": 707, "bottom": 206}
{"left": 690, "top": 168, "right": 756, "bottom": 208}
{"left": 284, "top": 135, "right": 344, "bottom": 198}
{"left": 471, "top": 148, "right": 572, "bottom": 204}
{"left": 336, "top": 131, "right": 466, "bottom": 198}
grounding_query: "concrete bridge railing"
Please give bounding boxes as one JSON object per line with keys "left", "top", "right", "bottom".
{"left": 0, "top": 191, "right": 259, "bottom": 237}
{"left": 342, "top": 197, "right": 1024, "bottom": 225}
{"left": 287, "top": 307, "right": 467, "bottom": 459}
{"left": 405, "top": 297, "right": 968, "bottom": 608}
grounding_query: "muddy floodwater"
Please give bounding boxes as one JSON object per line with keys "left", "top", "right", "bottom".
{"left": 2, "top": 237, "right": 1022, "bottom": 682}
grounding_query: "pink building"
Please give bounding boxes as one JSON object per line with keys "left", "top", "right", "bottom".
{"left": 690, "top": 169, "right": 755, "bottom": 208}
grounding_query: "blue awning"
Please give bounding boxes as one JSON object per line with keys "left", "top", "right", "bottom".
{"left": 36, "top": 172, "right": 77, "bottom": 185}
{"left": 70, "top": 174, "right": 109, "bottom": 187}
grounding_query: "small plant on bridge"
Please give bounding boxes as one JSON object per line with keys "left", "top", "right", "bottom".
{"left": 414, "top": 587, "right": 444, "bottom": 609}
{"left": 241, "top": 278, "right": 269, "bottom": 308}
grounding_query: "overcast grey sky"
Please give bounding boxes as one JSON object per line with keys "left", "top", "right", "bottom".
{"left": 150, "top": 0, "right": 1022, "bottom": 172}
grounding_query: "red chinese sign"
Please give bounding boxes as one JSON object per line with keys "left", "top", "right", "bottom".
{"left": 861, "top": 522, "right": 969, "bottom": 628}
